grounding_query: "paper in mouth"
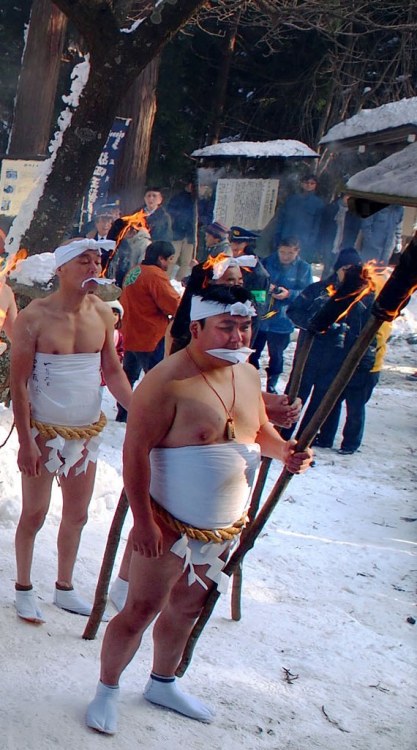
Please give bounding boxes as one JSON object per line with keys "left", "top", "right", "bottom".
{"left": 205, "top": 347, "right": 255, "bottom": 365}
{"left": 81, "top": 276, "right": 115, "bottom": 288}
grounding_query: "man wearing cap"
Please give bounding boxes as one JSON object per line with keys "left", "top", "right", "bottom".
{"left": 204, "top": 221, "right": 232, "bottom": 258}
{"left": 86, "top": 283, "right": 312, "bottom": 735}
{"left": 229, "top": 226, "right": 270, "bottom": 317}
{"left": 10, "top": 238, "right": 132, "bottom": 624}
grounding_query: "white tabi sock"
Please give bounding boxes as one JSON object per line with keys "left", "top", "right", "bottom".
{"left": 53, "top": 587, "right": 110, "bottom": 621}
{"left": 109, "top": 576, "right": 129, "bottom": 612}
{"left": 143, "top": 673, "right": 215, "bottom": 723}
{"left": 15, "top": 589, "right": 45, "bottom": 624}
{"left": 86, "top": 681, "right": 119, "bottom": 735}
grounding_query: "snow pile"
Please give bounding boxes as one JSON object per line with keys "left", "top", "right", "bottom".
{"left": 320, "top": 96, "right": 417, "bottom": 144}
{"left": 192, "top": 139, "right": 319, "bottom": 159}
{"left": 9, "top": 252, "right": 56, "bottom": 286}
{"left": 346, "top": 142, "right": 417, "bottom": 203}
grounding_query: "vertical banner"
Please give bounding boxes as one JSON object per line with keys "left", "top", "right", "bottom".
{"left": 85, "top": 116, "right": 131, "bottom": 219}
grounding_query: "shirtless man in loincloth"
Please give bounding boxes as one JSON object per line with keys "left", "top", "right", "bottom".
{"left": 86, "top": 284, "right": 312, "bottom": 735}
{"left": 10, "top": 238, "right": 132, "bottom": 624}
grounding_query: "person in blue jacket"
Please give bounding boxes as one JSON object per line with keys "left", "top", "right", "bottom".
{"left": 274, "top": 174, "right": 325, "bottom": 263}
{"left": 250, "top": 237, "right": 313, "bottom": 393}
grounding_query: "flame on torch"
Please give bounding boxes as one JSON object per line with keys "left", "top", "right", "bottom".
{"left": 0, "top": 248, "right": 28, "bottom": 280}
{"left": 100, "top": 209, "right": 149, "bottom": 277}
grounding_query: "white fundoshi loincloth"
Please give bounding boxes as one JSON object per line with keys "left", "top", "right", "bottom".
{"left": 150, "top": 443, "right": 261, "bottom": 593}
{"left": 28, "top": 353, "right": 102, "bottom": 476}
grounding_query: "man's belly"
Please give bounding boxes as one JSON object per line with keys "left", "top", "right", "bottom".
{"left": 150, "top": 442, "right": 261, "bottom": 528}
{"left": 28, "top": 352, "right": 102, "bottom": 426}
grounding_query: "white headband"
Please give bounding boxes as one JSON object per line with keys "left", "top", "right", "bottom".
{"left": 54, "top": 238, "right": 116, "bottom": 269}
{"left": 211, "top": 254, "right": 257, "bottom": 280}
{"left": 190, "top": 295, "right": 257, "bottom": 321}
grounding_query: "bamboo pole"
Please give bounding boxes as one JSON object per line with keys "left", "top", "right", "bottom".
{"left": 230, "top": 329, "right": 315, "bottom": 620}
{"left": 82, "top": 489, "right": 129, "bottom": 640}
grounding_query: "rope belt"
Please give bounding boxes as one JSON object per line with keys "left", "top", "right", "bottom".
{"left": 151, "top": 498, "right": 248, "bottom": 544}
{"left": 30, "top": 411, "right": 107, "bottom": 441}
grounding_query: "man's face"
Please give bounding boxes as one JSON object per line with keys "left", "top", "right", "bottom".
{"left": 278, "top": 244, "right": 299, "bottom": 265}
{"left": 197, "top": 313, "right": 252, "bottom": 352}
{"left": 144, "top": 191, "right": 163, "bottom": 211}
{"left": 58, "top": 250, "right": 102, "bottom": 288}
{"left": 216, "top": 266, "right": 243, "bottom": 286}
{"left": 95, "top": 215, "right": 113, "bottom": 237}
{"left": 205, "top": 232, "right": 219, "bottom": 248}
{"left": 158, "top": 254, "right": 175, "bottom": 272}
{"left": 301, "top": 178, "right": 317, "bottom": 193}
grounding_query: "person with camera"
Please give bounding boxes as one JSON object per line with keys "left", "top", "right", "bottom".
{"left": 250, "top": 237, "right": 312, "bottom": 393}
{"left": 282, "top": 247, "right": 379, "bottom": 454}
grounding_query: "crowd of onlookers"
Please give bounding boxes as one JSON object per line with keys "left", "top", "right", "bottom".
{"left": 0, "top": 170, "right": 413, "bottom": 454}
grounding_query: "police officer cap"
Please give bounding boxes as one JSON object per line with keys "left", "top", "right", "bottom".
{"left": 229, "top": 226, "right": 259, "bottom": 243}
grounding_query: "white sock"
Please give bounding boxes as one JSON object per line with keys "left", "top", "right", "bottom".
{"left": 144, "top": 674, "right": 215, "bottom": 723}
{"left": 54, "top": 587, "right": 110, "bottom": 621}
{"left": 15, "top": 589, "right": 45, "bottom": 624}
{"left": 86, "top": 681, "right": 119, "bottom": 735}
{"left": 109, "top": 576, "right": 129, "bottom": 612}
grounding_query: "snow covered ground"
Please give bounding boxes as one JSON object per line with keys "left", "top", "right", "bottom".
{"left": 0, "top": 299, "right": 416, "bottom": 750}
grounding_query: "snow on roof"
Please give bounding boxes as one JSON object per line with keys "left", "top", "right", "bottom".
{"left": 346, "top": 142, "right": 417, "bottom": 205}
{"left": 320, "top": 97, "right": 417, "bottom": 145}
{"left": 191, "top": 139, "right": 319, "bottom": 158}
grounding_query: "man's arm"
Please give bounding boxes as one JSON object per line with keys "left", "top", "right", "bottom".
{"left": 123, "top": 369, "right": 177, "bottom": 557}
{"left": 262, "top": 392, "right": 302, "bottom": 428}
{"left": 99, "top": 303, "right": 132, "bottom": 411}
{"left": 0, "top": 283, "right": 17, "bottom": 340}
{"left": 255, "top": 391, "right": 312, "bottom": 473}
{"left": 10, "top": 306, "right": 42, "bottom": 477}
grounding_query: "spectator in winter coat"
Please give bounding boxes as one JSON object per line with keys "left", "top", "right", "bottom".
{"left": 358, "top": 204, "right": 404, "bottom": 265}
{"left": 250, "top": 237, "right": 313, "bottom": 393}
{"left": 116, "top": 241, "right": 180, "bottom": 422}
{"left": 283, "top": 247, "right": 380, "bottom": 453}
{"left": 204, "top": 221, "right": 232, "bottom": 259}
{"left": 319, "top": 193, "right": 361, "bottom": 278}
{"left": 273, "top": 173, "right": 325, "bottom": 263}
{"left": 167, "top": 178, "right": 196, "bottom": 281}
{"left": 143, "top": 187, "right": 173, "bottom": 243}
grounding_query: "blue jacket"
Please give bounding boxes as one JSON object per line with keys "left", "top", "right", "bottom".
{"left": 274, "top": 192, "right": 324, "bottom": 262}
{"left": 359, "top": 205, "right": 404, "bottom": 264}
{"left": 260, "top": 254, "right": 313, "bottom": 334}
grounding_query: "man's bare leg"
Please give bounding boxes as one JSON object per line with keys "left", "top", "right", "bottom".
{"left": 143, "top": 561, "right": 217, "bottom": 722}
{"left": 15, "top": 438, "right": 54, "bottom": 623}
{"left": 87, "top": 528, "right": 186, "bottom": 734}
{"left": 54, "top": 455, "right": 102, "bottom": 616}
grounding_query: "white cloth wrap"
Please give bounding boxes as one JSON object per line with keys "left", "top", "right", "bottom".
{"left": 54, "top": 238, "right": 115, "bottom": 269}
{"left": 190, "top": 296, "right": 257, "bottom": 321}
{"left": 150, "top": 443, "right": 261, "bottom": 593}
{"left": 28, "top": 353, "right": 102, "bottom": 476}
{"left": 211, "top": 254, "right": 257, "bottom": 280}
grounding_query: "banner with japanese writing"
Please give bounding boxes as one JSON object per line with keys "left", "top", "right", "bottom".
{"left": 85, "top": 116, "right": 131, "bottom": 219}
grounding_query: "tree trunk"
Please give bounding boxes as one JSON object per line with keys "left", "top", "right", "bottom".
{"left": 20, "top": 0, "right": 205, "bottom": 254}
{"left": 113, "top": 57, "right": 161, "bottom": 214}
{"left": 209, "top": 12, "right": 240, "bottom": 145}
{"left": 8, "top": 0, "right": 67, "bottom": 158}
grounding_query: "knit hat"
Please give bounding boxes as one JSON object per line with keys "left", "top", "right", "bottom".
{"left": 106, "top": 299, "right": 124, "bottom": 318}
{"left": 229, "top": 226, "right": 259, "bottom": 243}
{"left": 333, "top": 247, "right": 362, "bottom": 271}
{"left": 205, "top": 221, "right": 229, "bottom": 240}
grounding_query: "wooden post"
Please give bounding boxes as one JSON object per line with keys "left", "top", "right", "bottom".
{"left": 82, "top": 489, "right": 129, "bottom": 640}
